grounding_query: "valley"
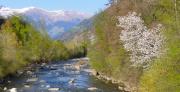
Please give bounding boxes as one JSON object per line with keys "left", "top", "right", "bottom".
{"left": 0, "top": 0, "right": 179, "bottom": 92}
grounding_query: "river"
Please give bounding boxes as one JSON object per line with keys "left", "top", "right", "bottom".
{"left": 0, "top": 58, "right": 120, "bottom": 92}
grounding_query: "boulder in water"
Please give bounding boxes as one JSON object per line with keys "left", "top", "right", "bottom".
{"left": 48, "top": 88, "right": 60, "bottom": 91}
{"left": 26, "top": 78, "right": 38, "bottom": 82}
{"left": 24, "top": 85, "right": 30, "bottom": 88}
{"left": 9, "top": 88, "right": 17, "bottom": 92}
{"left": 68, "top": 78, "right": 75, "bottom": 84}
{"left": 74, "top": 65, "right": 81, "bottom": 70}
{"left": 87, "top": 87, "right": 98, "bottom": 91}
{"left": 41, "top": 63, "right": 47, "bottom": 67}
{"left": 3, "top": 87, "right": 7, "bottom": 90}
{"left": 8, "top": 80, "right": 11, "bottom": 83}
{"left": 26, "top": 71, "right": 33, "bottom": 75}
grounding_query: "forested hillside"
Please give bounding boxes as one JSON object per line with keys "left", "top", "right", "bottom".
{"left": 88, "top": 0, "right": 180, "bottom": 91}
{"left": 0, "top": 16, "right": 85, "bottom": 78}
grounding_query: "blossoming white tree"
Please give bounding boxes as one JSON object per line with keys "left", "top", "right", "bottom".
{"left": 117, "top": 12, "right": 164, "bottom": 66}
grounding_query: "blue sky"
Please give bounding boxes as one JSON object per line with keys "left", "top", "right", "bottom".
{"left": 0, "top": 0, "right": 109, "bottom": 14}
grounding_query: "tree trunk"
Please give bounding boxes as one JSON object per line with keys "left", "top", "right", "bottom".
{"left": 174, "top": 0, "right": 178, "bottom": 27}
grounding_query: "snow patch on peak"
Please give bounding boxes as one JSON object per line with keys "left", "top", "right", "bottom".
{"left": 0, "top": 7, "right": 92, "bottom": 21}
{"left": 14, "top": 6, "right": 36, "bottom": 13}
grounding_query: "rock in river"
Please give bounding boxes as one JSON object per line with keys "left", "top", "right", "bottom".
{"left": 3, "top": 87, "right": 7, "bottom": 90}
{"left": 26, "top": 78, "right": 38, "bottom": 82}
{"left": 24, "top": 85, "right": 30, "bottom": 88}
{"left": 68, "top": 78, "right": 75, "bottom": 84}
{"left": 87, "top": 87, "right": 98, "bottom": 91}
{"left": 26, "top": 71, "right": 33, "bottom": 75}
{"left": 9, "top": 88, "right": 17, "bottom": 92}
{"left": 48, "top": 88, "right": 60, "bottom": 91}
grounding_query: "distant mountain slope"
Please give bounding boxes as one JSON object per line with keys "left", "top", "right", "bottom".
{"left": 59, "top": 18, "right": 93, "bottom": 41}
{"left": 0, "top": 6, "right": 92, "bottom": 39}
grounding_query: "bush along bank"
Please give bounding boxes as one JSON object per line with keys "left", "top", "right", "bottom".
{"left": 88, "top": 0, "right": 180, "bottom": 92}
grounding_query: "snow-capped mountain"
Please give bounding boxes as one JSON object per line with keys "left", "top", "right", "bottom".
{"left": 0, "top": 6, "right": 92, "bottom": 39}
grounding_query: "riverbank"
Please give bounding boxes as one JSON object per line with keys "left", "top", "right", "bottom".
{"left": 73, "top": 58, "right": 136, "bottom": 92}
{"left": 90, "top": 69, "right": 137, "bottom": 92}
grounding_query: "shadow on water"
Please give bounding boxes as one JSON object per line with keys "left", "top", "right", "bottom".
{"left": 0, "top": 59, "right": 120, "bottom": 92}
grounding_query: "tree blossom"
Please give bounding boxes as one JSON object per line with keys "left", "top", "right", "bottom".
{"left": 117, "top": 12, "right": 164, "bottom": 66}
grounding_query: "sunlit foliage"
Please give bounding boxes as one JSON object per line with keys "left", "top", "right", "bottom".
{"left": 0, "top": 16, "right": 70, "bottom": 77}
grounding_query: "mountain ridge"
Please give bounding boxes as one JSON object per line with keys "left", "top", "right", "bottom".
{"left": 0, "top": 6, "right": 92, "bottom": 20}
{"left": 0, "top": 6, "right": 92, "bottom": 39}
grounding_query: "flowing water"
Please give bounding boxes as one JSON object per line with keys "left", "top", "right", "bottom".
{"left": 0, "top": 58, "right": 120, "bottom": 92}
